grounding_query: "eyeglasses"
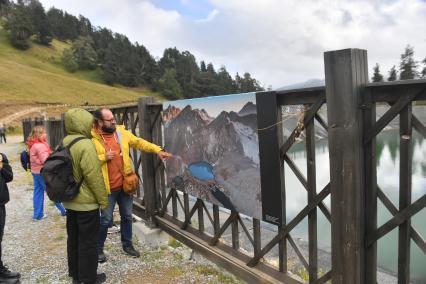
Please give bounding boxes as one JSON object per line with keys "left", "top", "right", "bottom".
{"left": 102, "top": 118, "right": 116, "bottom": 123}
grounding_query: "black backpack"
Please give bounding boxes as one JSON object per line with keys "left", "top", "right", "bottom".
{"left": 20, "top": 150, "right": 30, "bottom": 171}
{"left": 41, "top": 137, "right": 87, "bottom": 202}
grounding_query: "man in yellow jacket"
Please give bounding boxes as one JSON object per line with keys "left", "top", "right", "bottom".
{"left": 92, "top": 108, "right": 172, "bottom": 263}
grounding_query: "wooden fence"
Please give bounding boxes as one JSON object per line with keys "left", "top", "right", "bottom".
{"left": 136, "top": 49, "right": 425, "bottom": 284}
{"left": 22, "top": 48, "right": 426, "bottom": 284}
{"left": 22, "top": 117, "right": 64, "bottom": 148}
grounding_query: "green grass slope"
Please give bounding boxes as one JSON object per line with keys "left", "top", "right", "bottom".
{"left": 0, "top": 26, "right": 162, "bottom": 106}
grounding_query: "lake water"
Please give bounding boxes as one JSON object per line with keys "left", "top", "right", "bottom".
{"left": 286, "top": 130, "right": 426, "bottom": 282}
{"left": 188, "top": 161, "right": 215, "bottom": 181}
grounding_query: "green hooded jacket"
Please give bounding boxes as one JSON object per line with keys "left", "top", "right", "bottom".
{"left": 62, "top": 108, "right": 108, "bottom": 211}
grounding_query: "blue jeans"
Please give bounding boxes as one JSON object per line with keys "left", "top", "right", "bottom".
{"left": 98, "top": 189, "right": 133, "bottom": 250}
{"left": 32, "top": 173, "right": 66, "bottom": 219}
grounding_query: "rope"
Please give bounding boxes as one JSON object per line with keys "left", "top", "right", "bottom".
{"left": 257, "top": 119, "right": 286, "bottom": 131}
{"left": 257, "top": 106, "right": 308, "bottom": 133}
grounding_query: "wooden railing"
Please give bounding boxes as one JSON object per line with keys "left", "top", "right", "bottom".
{"left": 23, "top": 48, "right": 425, "bottom": 284}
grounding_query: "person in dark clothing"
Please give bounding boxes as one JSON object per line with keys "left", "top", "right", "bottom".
{"left": 0, "top": 153, "right": 20, "bottom": 283}
{"left": 0, "top": 124, "right": 6, "bottom": 144}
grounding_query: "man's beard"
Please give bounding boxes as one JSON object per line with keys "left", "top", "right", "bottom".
{"left": 102, "top": 125, "right": 116, "bottom": 133}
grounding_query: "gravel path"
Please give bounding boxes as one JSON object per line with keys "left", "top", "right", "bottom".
{"left": 0, "top": 136, "right": 243, "bottom": 284}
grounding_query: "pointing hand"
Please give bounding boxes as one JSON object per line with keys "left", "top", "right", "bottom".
{"left": 157, "top": 151, "right": 173, "bottom": 161}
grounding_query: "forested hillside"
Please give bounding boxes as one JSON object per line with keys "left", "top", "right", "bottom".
{"left": 0, "top": 0, "right": 264, "bottom": 101}
{"left": 0, "top": 24, "right": 155, "bottom": 106}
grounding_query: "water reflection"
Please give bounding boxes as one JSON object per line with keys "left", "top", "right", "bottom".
{"left": 284, "top": 130, "right": 425, "bottom": 282}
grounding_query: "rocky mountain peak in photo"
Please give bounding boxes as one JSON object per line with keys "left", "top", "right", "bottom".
{"left": 164, "top": 101, "right": 260, "bottom": 170}
{"left": 163, "top": 100, "right": 262, "bottom": 218}
{"left": 238, "top": 101, "right": 257, "bottom": 116}
{"left": 163, "top": 105, "right": 181, "bottom": 122}
{"left": 194, "top": 108, "right": 214, "bottom": 124}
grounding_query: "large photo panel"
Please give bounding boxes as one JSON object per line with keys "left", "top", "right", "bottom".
{"left": 163, "top": 92, "right": 262, "bottom": 220}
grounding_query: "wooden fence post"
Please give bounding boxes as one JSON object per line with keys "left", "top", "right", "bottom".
{"left": 363, "top": 87, "right": 377, "bottom": 284}
{"left": 22, "top": 119, "right": 28, "bottom": 143}
{"left": 324, "top": 49, "right": 368, "bottom": 284}
{"left": 45, "top": 118, "right": 51, "bottom": 146}
{"left": 138, "top": 97, "right": 158, "bottom": 227}
{"left": 149, "top": 103, "right": 166, "bottom": 215}
{"left": 61, "top": 113, "right": 66, "bottom": 136}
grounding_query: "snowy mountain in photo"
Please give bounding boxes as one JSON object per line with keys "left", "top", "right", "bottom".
{"left": 163, "top": 100, "right": 262, "bottom": 219}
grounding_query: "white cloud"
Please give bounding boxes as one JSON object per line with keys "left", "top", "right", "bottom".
{"left": 195, "top": 9, "right": 218, "bottom": 22}
{"left": 38, "top": 0, "right": 426, "bottom": 88}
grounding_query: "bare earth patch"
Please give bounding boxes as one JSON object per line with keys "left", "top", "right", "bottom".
{"left": 0, "top": 104, "right": 69, "bottom": 127}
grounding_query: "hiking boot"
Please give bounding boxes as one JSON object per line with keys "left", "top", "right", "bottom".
{"left": 0, "top": 266, "right": 20, "bottom": 279}
{"left": 97, "top": 250, "right": 107, "bottom": 263}
{"left": 76, "top": 273, "right": 106, "bottom": 284}
{"left": 123, "top": 245, "right": 140, "bottom": 258}
{"left": 94, "top": 273, "right": 106, "bottom": 284}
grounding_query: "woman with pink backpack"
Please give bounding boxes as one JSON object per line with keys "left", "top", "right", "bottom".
{"left": 27, "top": 126, "right": 66, "bottom": 220}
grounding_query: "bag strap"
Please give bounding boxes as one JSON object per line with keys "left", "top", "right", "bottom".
{"left": 66, "top": 136, "right": 88, "bottom": 150}
{"left": 66, "top": 136, "right": 88, "bottom": 187}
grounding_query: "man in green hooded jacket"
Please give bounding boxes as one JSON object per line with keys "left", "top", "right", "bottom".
{"left": 62, "top": 108, "right": 108, "bottom": 284}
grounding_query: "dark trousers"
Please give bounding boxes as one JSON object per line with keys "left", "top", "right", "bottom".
{"left": 0, "top": 205, "right": 5, "bottom": 268}
{"left": 0, "top": 134, "right": 5, "bottom": 143}
{"left": 98, "top": 189, "right": 133, "bottom": 250}
{"left": 66, "top": 209, "right": 99, "bottom": 283}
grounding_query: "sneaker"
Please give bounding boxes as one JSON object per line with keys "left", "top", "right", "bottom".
{"left": 32, "top": 214, "right": 47, "bottom": 221}
{"left": 98, "top": 250, "right": 107, "bottom": 263}
{"left": 123, "top": 245, "right": 140, "bottom": 258}
{"left": 107, "top": 225, "right": 120, "bottom": 234}
{"left": 0, "top": 266, "right": 20, "bottom": 279}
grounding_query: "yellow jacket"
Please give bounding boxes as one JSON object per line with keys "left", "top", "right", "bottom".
{"left": 91, "top": 125, "right": 162, "bottom": 194}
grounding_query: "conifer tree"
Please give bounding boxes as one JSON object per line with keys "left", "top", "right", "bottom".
{"left": 158, "top": 68, "right": 183, "bottom": 100}
{"left": 240, "top": 72, "right": 263, "bottom": 92}
{"left": 0, "top": 0, "right": 10, "bottom": 16}
{"left": 217, "top": 66, "right": 234, "bottom": 95}
{"left": 46, "top": 7, "right": 65, "bottom": 40}
{"left": 28, "top": 0, "right": 52, "bottom": 45}
{"left": 77, "top": 15, "right": 92, "bottom": 36}
{"left": 234, "top": 73, "right": 242, "bottom": 93}
{"left": 195, "top": 63, "right": 219, "bottom": 97}
{"left": 421, "top": 58, "right": 426, "bottom": 78}
{"left": 3, "top": 1, "right": 33, "bottom": 49}
{"left": 399, "top": 45, "right": 418, "bottom": 80}
{"left": 200, "top": 61, "right": 207, "bottom": 72}
{"left": 371, "top": 63, "right": 384, "bottom": 82}
{"left": 62, "top": 48, "right": 78, "bottom": 72}
{"left": 388, "top": 66, "right": 397, "bottom": 81}
{"left": 71, "top": 36, "right": 97, "bottom": 70}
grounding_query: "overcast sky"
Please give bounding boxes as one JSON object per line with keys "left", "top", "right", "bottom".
{"left": 166, "top": 92, "right": 255, "bottom": 117}
{"left": 38, "top": 0, "right": 426, "bottom": 89}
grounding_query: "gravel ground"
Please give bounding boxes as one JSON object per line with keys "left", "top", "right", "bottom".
{"left": 0, "top": 136, "right": 244, "bottom": 284}
{"left": 0, "top": 134, "right": 405, "bottom": 284}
